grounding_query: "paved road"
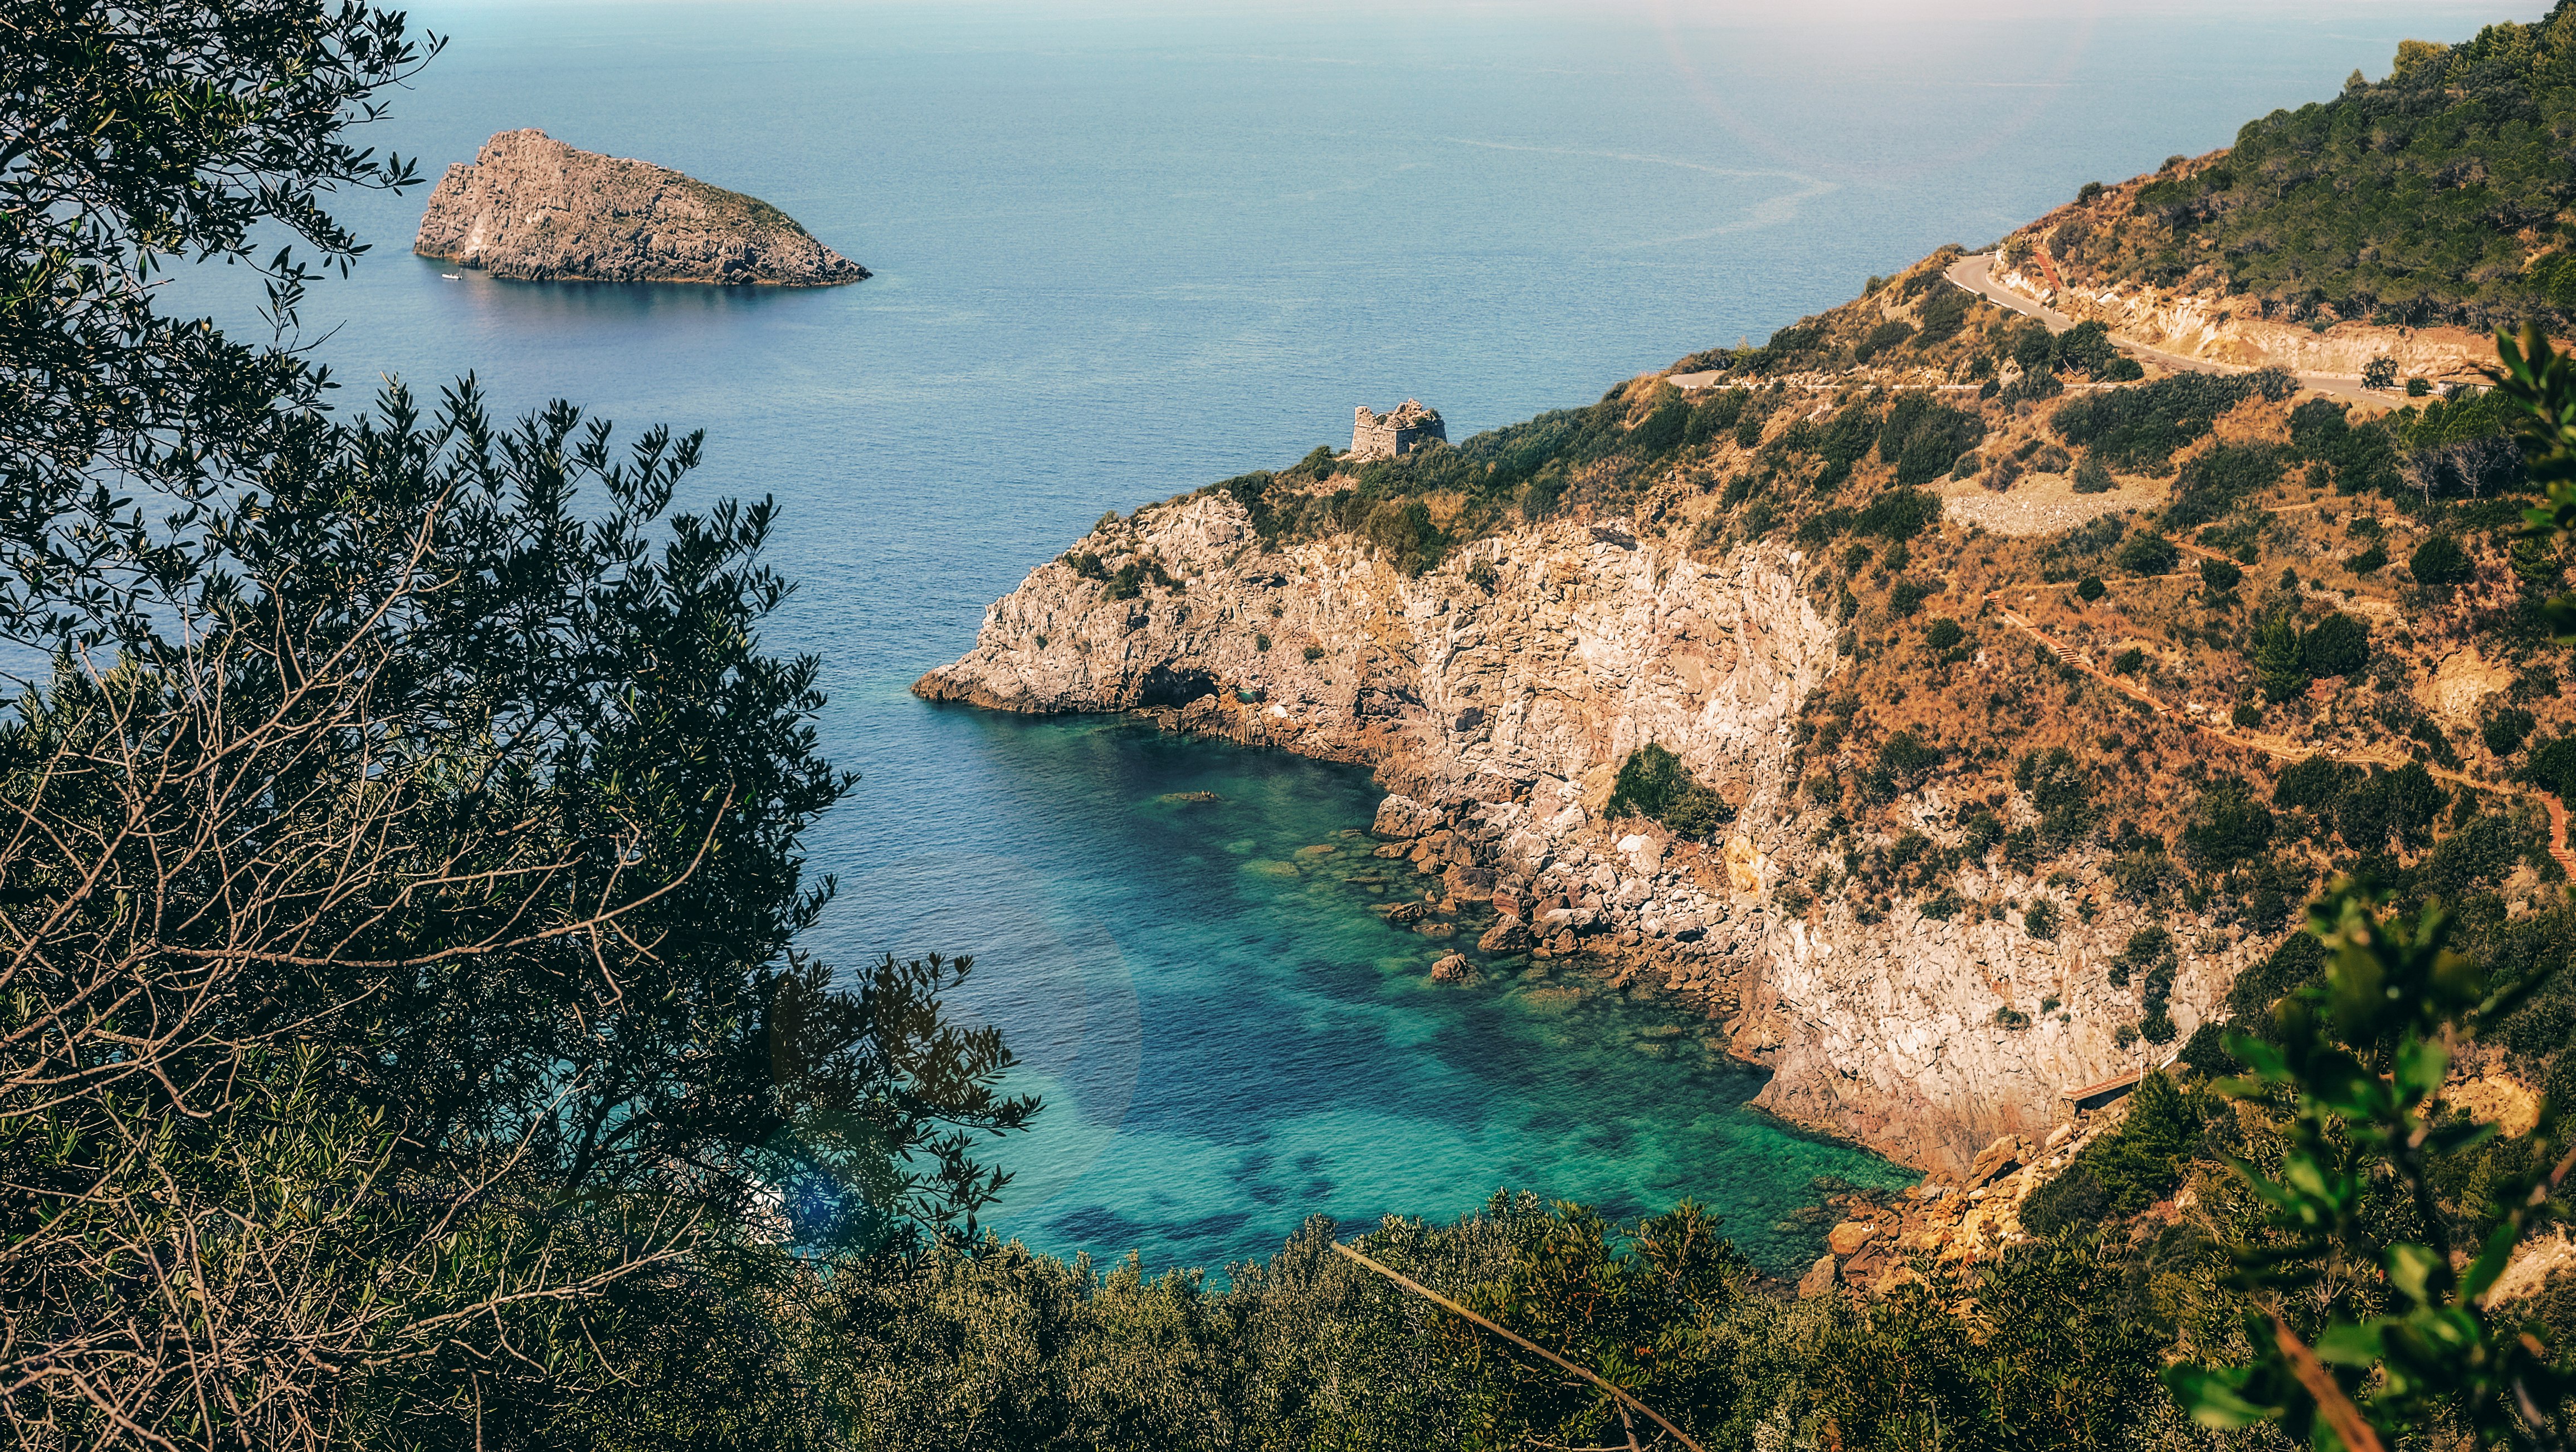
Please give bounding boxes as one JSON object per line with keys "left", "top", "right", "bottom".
{"left": 1944, "top": 253, "right": 2385, "bottom": 405}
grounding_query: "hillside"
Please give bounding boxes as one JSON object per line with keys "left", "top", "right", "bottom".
{"left": 924, "top": 30, "right": 2576, "bottom": 1203}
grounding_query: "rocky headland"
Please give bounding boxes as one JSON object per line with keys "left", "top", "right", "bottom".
{"left": 915, "top": 494, "right": 2241, "bottom": 1176}
{"left": 413, "top": 129, "right": 866, "bottom": 286}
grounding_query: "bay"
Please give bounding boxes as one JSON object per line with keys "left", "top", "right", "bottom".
{"left": 167, "top": 0, "right": 2536, "bottom": 1274}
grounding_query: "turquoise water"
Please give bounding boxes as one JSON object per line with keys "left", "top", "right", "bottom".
{"left": 164, "top": 0, "right": 2537, "bottom": 1274}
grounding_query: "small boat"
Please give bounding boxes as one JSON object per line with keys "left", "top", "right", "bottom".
{"left": 440, "top": 272, "right": 461, "bottom": 280}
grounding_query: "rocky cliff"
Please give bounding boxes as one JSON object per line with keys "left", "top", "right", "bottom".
{"left": 916, "top": 494, "right": 2236, "bottom": 1174}
{"left": 413, "top": 129, "right": 865, "bottom": 286}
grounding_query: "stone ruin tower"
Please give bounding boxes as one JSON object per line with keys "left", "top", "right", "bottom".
{"left": 1349, "top": 399, "right": 1446, "bottom": 461}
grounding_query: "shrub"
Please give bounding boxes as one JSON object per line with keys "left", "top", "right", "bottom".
{"left": 2072, "top": 453, "right": 2116, "bottom": 494}
{"left": 2232, "top": 702, "right": 2262, "bottom": 727}
{"left": 1925, "top": 617, "right": 1965, "bottom": 650}
{"left": 1603, "top": 742, "right": 1734, "bottom": 838}
{"left": 2180, "top": 775, "right": 2275, "bottom": 868}
{"left": 2484, "top": 707, "right": 2538, "bottom": 756}
{"left": 1255, "top": 633, "right": 1272, "bottom": 652}
{"left": 1364, "top": 498, "right": 1443, "bottom": 577}
{"left": 2077, "top": 180, "right": 2106, "bottom": 204}
{"left": 2052, "top": 370, "right": 2287, "bottom": 471}
{"left": 2023, "top": 899, "right": 2061, "bottom": 939}
{"left": 2016, "top": 746, "right": 2096, "bottom": 847}
{"left": 2112, "top": 647, "right": 2145, "bottom": 674}
{"left": 1852, "top": 319, "right": 1917, "bottom": 363}
{"left": 2299, "top": 611, "right": 2369, "bottom": 678}
{"left": 2272, "top": 755, "right": 2357, "bottom": 810}
{"left": 2408, "top": 377, "right": 2433, "bottom": 397}
{"left": 2408, "top": 534, "right": 2472, "bottom": 585}
{"left": 1302, "top": 644, "right": 1325, "bottom": 661}
{"left": 2116, "top": 532, "right": 2180, "bottom": 575}
{"left": 2345, "top": 541, "right": 2388, "bottom": 574}
{"left": 1889, "top": 578, "right": 1937, "bottom": 617}
{"left": 2104, "top": 355, "right": 2146, "bottom": 381}
{"left": 2336, "top": 761, "right": 2449, "bottom": 850}
{"left": 1855, "top": 487, "right": 1943, "bottom": 540}
{"left": 2165, "top": 442, "right": 2285, "bottom": 530}
{"left": 2077, "top": 575, "right": 2107, "bottom": 602}
{"left": 2363, "top": 356, "right": 2399, "bottom": 389}
{"left": 1996, "top": 1006, "right": 2032, "bottom": 1030}
{"left": 2251, "top": 610, "right": 2305, "bottom": 702}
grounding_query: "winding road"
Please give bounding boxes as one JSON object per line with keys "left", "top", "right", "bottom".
{"left": 1944, "top": 253, "right": 2387, "bottom": 407}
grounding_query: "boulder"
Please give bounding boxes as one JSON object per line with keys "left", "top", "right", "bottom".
{"left": 1827, "top": 1220, "right": 1878, "bottom": 1257}
{"left": 1965, "top": 1134, "right": 2029, "bottom": 1188}
{"left": 1373, "top": 794, "right": 1445, "bottom": 840}
{"left": 1445, "top": 864, "right": 1496, "bottom": 899}
{"left": 1477, "top": 920, "right": 1534, "bottom": 954}
{"left": 1430, "top": 952, "right": 1472, "bottom": 982}
{"left": 1796, "top": 1253, "right": 1838, "bottom": 1299}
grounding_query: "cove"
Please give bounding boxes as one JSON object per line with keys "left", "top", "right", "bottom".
{"left": 848, "top": 706, "right": 1912, "bottom": 1277}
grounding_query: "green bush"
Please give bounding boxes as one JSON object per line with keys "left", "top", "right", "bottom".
{"left": 2051, "top": 370, "right": 2291, "bottom": 471}
{"left": 2299, "top": 610, "right": 2369, "bottom": 678}
{"left": 2484, "top": 707, "right": 2537, "bottom": 756}
{"left": 2408, "top": 376, "right": 2434, "bottom": 397}
{"left": 1996, "top": 1006, "right": 2032, "bottom": 1029}
{"left": 2164, "top": 442, "right": 2284, "bottom": 530}
{"left": 2016, "top": 746, "right": 2096, "bottom": 848}
{"left": 2112, "top": 646, "right": 2145, "bottom": 674}
{"left": 2345, "top": 541, "right": 2388, "bottom": 574}
{"left": 1364, "top": 498, "right": 1443, "bottom": 577}
{"left": 2076, "top": 575, "right": 2106, "bottom": 601}
{"left": 1888, "top": 578, "right": 1937, "bottom": 617}
{"left": 1924, "top": 617, "right": 1965, "bottom": 650}
{"left": 2180, "top": 775, "right": 2275, "bottom": 868}
{"left": 1302, "top": 644, "right": 1325, "bottom": 662}
{"left": 2115, "top": 532, "right": 2180, "bottom": 575}
{"left": 2198, "top": 556, "right": 2242, "bottom": 591}
{"left": 2363, "top": 356, "right": 2399, "bottom": 390}
{"left": 2251, "top": 610, "right": 2306, "bottom": 702}
{"left": 2072, "top": 453, "right": 2116, "bottom": 494}
{"left": 2409, "top": 534, "right": 2472, "bottom": 585}
{"left": 1603, "top": 742, "right": 1734, "bottom": 839}
{"left": 1852, "top": 319, "right": 1917, "bottom": 363}
{"left": 2232, "top": 702, "right": 2262, "bottom": 727}
{"left": 2023, "top": 899, "right": 2061, "bottom": 939}
{"left": 2272, "top": 754, "right": 2358, "bottom": 810}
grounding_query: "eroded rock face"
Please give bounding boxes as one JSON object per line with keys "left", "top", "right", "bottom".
{"left": 414, "top": 129, "right": 866, "bottom": 286}
{"left": 916, "top": 495, "right": 2231, "bottom": 1173}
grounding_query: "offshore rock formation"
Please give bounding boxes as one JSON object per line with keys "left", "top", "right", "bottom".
{"left": 916, "top": 496, "right": 2232, "bottom": 1173}
{"left": 413, "top": 129, "right": 866, "bottom": 286}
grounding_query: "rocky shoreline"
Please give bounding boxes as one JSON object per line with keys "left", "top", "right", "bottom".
{"left": 918, "top": 491, "right": 2244, "bottom": 1176}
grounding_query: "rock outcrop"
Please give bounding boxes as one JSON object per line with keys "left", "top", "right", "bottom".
{"left": 413, "top": 129, "right": 865, "bottom": 286}
{"left": 916, "top": 495, "right": 2235, "bottom": 1174}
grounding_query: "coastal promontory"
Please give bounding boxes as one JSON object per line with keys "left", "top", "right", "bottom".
{"left": 413, "top": 129, "right": 866, "bottom": 286}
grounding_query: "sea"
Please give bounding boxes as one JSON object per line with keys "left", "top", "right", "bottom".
{"left": 167, "top": 0, "right": 2541, "bottom": 1276}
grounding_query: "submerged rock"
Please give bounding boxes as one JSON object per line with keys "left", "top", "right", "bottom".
{"left": 414, "top": 129, "right": 866, "bottom": 286}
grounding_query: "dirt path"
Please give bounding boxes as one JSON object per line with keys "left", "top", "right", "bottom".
{"left": 1982, "top": 589, "right": 2576, "bottom": 875}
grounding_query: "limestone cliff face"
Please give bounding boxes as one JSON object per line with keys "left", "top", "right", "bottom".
{"left": 916, "top": 496, "right": 2236, "bottom": 1174}
{"left": 413, "top": 130, "right": 865, "bottom": 286}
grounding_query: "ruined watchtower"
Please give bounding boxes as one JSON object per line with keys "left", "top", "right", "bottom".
{"left": 1349, "top": 399, "right": 1446, "bottom": 462}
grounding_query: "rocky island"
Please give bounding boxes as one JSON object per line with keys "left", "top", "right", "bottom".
{"left": 413, "top": 129, "right": 866, "bottom": 286}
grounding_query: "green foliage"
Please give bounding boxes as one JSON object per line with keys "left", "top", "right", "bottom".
{"left": 2199, "top": 556, "right": 2243, "bottom": 591}
{"left": 2484, "top": 706, "right": 2538, "bottom": 756}
{"left": 2165, "top": 442, "right": 2286, "bottom": 530}
{"left": 2253, "top": 609, "right": 2307, "bottom": 703}
{"left": 2114, "top": 13, "right": 2576, "bottom": 329}
{"left": 2026, "top": 1072, "right": 2213, "bottom": 1236}
{"left": 2072, "top": 452, "right": 2116, "bottom": 495}
{"left": 1853, "top": 487, "right": 1944, "bottom": 541}
{"left": 2076, "top": 574, "right": 2106, "bottom": 602}
{"left": 2275, "top": 755, "right": 2361, "bottom": 812}
{"left": 2338, "top": 762, "right": 2452, "bottom": 852}
{"left": 2364, "top": 356, "right": 2399, "bottom": 390}
{"left": 2182, "top": 775, "right": 2276, "bottom": 869}
{"left": 1603, "top": 742, "right": 1734, "bottom": 839}
{"left": 2023, "top": 898, "right": 2061, "bottom": 939}
{"left": 2052, "top": 369, "right": 2295, "bottom": 472}
{"left": 1924, "top": 617, "right": 1965, "bottom": 651}
{"left": 2173, "top": 888, "right": 2571, "bottom": 1450}
{"left": 1364, "top": 498, "right": 1443, "bottom": 577}
{"left": 1887, "top": 576, "right": 1936, "bottom": 617}
{"left": 1878, "top": 395, "right": 1985, "bottom": 486}
{"left": 2302, "top": 610, "right": 2371, "bottom": 678}
{"left": 1852, "top": 318, "right": 1916, "bottom": 362}
{"left": 2116, "top": 531, "right": 2181, "bottom": 575}
{"left": 2410, "top": 534, "right": 2474, "bottom": 585}
{"left": 2015, "top": 746, "right": 2097, "bottom": 849}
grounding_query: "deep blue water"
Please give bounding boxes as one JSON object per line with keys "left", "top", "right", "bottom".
{"left": 168, "top": 0, "right": 2541, "bottom": 1274}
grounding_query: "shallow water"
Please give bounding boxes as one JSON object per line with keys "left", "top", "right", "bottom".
{"left": 161, "top": 0, "right": 2530, "bottom": 1274}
